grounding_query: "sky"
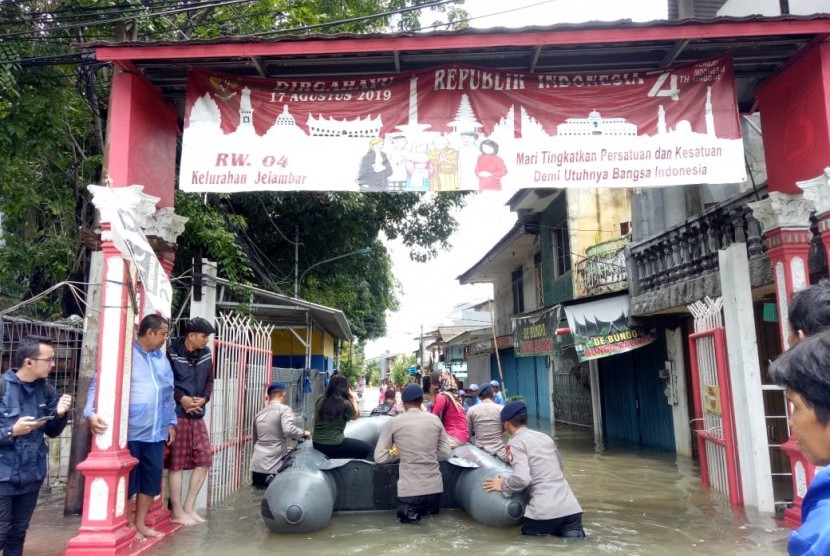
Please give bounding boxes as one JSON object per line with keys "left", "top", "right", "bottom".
{"left": 457, "top": 0, "right": 667, "bottom": 29}
{"left": 364, "top": 0, "right": 669, "bottom": 358}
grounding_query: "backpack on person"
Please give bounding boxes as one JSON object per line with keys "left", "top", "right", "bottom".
{"left": 0, "top": 375, "right": 56, "bottom": 407}
{"left": 370, "top": 402, "right": 393, "bottom": 416}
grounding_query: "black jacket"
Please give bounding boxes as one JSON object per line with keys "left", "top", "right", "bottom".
{"left": 167, "top": 337, "right": 214, "bottom": 420}
{"left": 0, "top": 370, "right": 68, "bottom": 486}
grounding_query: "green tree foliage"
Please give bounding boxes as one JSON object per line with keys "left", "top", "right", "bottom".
{"left": 0, "top": 0, "right": 469, "bottom": 336}
{"left": 390, "top": 352, "right": 416, "bottom": 387}
{"left": 338, "top": 339, "right": 365, "bottom": 384}
{"left": 364, "top": 359, "right": 380, "bottom": 386}
{"left": 212, "top": 191, "right": 468, "bottom": 340}
{"left": 0, "top": 2, "right": 103, "bottom": 310}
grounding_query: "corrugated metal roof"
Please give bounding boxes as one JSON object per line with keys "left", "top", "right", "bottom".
{"left": 210, "top": 276, "right": 353, "bottom": 341}
{"left": 80, "top": 14, "right": 830, "bottom": 113}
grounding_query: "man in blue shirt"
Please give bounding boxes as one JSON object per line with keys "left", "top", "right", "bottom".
{"left": 770, "top": 330, "right": 830, "bottom": 556}
{"left": 491, "top": 380, "right": 506, "bottom": 405}
{"left": 467, "top": 384, "right": 480, "bottom": 406}
{"left": 85, "top": 315, "right": 177, "bottom": 540}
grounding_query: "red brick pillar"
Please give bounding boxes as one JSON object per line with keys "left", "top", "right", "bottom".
{"left": 800, "top": 169, "right": 830, "bottom": 260}
{"left": 64, "top": 189, "right": 141, "bottom": 556}
{"left": 65, "top": 188, "right": 188, "bottom": 555}
{"left": 749, "top": 191, "right": 815, "bottom": 528}
{"left": 784, "top": 169, "right": 830, "bottom": 527}
{"left": 65, "top": 64, "right": 181, "bottom": 554}
{"left": 756, "top": 39, "right": 830, "bottom": 528}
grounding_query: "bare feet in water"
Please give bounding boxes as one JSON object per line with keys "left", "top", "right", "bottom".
{"left": 171, "top": 512, "right": 197, "bottom": 526}
{"left": 187, "top": 510, "right": 206, "bottom": 523}
{"left": 135, "top": 526, "right": 162, "bottom": 538}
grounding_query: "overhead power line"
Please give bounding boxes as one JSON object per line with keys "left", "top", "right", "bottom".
{"left": 1, "top": 0, "right": 224, "bottom": 25}
{"left": 248, "top": 0, "right": 460, "bottom": 37}
{"left": 420, "top": 0, "right": 561, "bottom": 31}
{"left": 1, "top": 0, "right": 463, "bottom": 64}
{"left": 0, "top": 0, "right": 259, "bottom": 40}
{"left": 0, "top": 50, "right": 93, "bottom": 66}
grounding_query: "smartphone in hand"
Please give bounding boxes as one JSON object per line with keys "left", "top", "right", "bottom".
{"left": 34, "top": 416, "right": 55, "bottom": 423}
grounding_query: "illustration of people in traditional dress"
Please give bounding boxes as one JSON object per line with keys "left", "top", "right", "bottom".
{"left": 356, "top": 137, "right": 393, "bottom": 192}
{"left": 475, "top": 139, "right": 507, "bottom": 191}
{"left": 385, "top": 134, "right": 409, "bottom": 191}
{"left": 427, "top": 135, "right": 460, "bottom": 191}
{"left": 405, "top": 140, "right": 433, "bottom": 192}
{"left": 457, "top": 131, "right": 479, "bottom": 190}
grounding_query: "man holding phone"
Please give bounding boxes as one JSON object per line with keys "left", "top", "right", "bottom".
{"left": 0, "top": 335, "right": 72, "bottom": 556}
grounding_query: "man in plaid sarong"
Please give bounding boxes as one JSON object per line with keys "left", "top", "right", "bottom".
{"left": 166, "top": 318, "right": 216, "bottom": 526}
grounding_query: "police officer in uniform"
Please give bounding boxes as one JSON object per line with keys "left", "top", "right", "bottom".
{"left": 250, "top": 382, "right": 310, "bottom": 488}
{"left": 483, "top": 401, "right": 585, "bottom": 538}
{"left": 374, "top": 384, "right": 452, "bottom": 523}
{"left": 466, "top": 383, "right": 507, "bottom": 461}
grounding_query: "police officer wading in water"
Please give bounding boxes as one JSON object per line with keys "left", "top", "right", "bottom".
{"left": 483, "top": 401, "right": 585, "bottom": 538}
{"left": 250, "top": 381, "right": 310, "bottom": 488}
{"left": 375, "top": 384, "right": 452, "bottom": 523}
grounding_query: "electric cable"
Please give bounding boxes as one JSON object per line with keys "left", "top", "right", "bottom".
{"left": 0, "top": 0, "right": 260, "bottom": 40}
{"left": 413, "top": 0, "right": 559, "bottom": 31}
{"left": 2, "top": 0, "right": 222, "bottom": 24}
{"left": 247, "top": 0, "right": 459, "bottom": 37}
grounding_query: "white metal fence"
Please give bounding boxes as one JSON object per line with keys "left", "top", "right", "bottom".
{"left": 688, "top": 297, "right": 742, "bottom": 506}
{"left": 207, "top": 312, "right": 274, "bottom": 507}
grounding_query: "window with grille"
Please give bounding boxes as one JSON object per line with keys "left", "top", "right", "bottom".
{"left": 551, "top": 224, "right": 571, "bottom": 277}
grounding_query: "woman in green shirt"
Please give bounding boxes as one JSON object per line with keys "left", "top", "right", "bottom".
{"left": 312, "top": 374, "right": 374, "bottom": 460}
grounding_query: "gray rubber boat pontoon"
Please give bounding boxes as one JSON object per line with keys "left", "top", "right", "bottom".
{"left": 261, "top": 416, "right": 523, "bottom": 533}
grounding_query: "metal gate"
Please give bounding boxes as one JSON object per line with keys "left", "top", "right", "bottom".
{"left": 207, "top": 312, "right": 274, "bottom": 507}
{"left": 688, "top": 297, "right": 743, "bottom": 506}
{"left": 552, "top": 349, "right": 593, "bottom": 427}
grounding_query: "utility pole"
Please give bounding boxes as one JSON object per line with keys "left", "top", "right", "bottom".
{"left": 64, "top": 249, "right": 102, "bottom": 515}
{"left": 419, "top": 324, "right": 424, "bottom": 372}
{"left": 293, "top": 225, "right": 300, "bottom": 298}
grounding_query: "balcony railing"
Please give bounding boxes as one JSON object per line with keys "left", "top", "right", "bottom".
{"left": 628, "top": 188, "right": 768, "bottom": 298}
{"left": 575, "top": 235, "right": 630, "bottom": 297}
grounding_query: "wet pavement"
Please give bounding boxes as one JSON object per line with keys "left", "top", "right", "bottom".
{"left": 25, "top": 394, "right": 791, "bottom": 555}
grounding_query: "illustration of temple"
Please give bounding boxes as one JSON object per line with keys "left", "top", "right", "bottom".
{"left": 273, "top": 104, "right": 297, "bottom": 127}
{"left": 448, "top": 94, "right": 483, "bottom": 136}
{"left": 306, "top": 113, "right": 382, "bottom": 138}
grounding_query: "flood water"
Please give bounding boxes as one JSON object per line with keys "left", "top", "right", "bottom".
{"left": 27, "top": 423, "right": 789, "bottom": 556}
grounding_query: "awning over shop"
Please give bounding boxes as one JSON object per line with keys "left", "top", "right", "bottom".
{"left": 563, "top": 294, "right": 654, "bottom": 362}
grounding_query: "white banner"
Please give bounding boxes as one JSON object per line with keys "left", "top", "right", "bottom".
{"left": 111, "top": 209, "right": 172, "bottom": 318}
{"left": 179, "top": 57, "right": 745, "bottom": 193}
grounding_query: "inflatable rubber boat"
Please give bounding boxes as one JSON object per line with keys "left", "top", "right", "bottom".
{"left": 261, "top": 416, "right": 524, "bottom": 533}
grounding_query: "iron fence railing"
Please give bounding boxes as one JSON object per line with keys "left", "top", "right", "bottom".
{"left": 628, "top": 188, "right": 769, "bottom": 297}
{"left": 208, "top": 312, "right": 273, "bottom": 507}
{"left": 574, "top": 235, "right": 630, "bottom": 298}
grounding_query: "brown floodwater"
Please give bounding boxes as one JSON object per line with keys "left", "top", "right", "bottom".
{"left": 26, "top": 423, "right": 789, "bottom": 556}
